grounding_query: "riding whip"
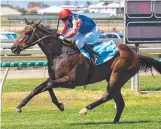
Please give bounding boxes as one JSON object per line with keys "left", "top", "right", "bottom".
{"left": 56, "top": 18, "right": 60, "bottom": 34}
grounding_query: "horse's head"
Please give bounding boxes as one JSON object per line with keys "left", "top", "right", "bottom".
{"left": 11, "top": 19, "right": 41, "bottom": 54}
{"left": 11, "top": 19, "right": 60, "bottom": 55}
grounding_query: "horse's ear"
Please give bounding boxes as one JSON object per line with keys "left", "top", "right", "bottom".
{"left": 35, "top": 20, "right": 41, "bottom": 27}
{"left": 24, "top": 18, "right": 30, "bottom": 25}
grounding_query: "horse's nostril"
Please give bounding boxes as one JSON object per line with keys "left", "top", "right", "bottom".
{"left": 11, "top": 46, "right": 16, "bottom": 50}
{"left": 11, "top": 45, "right": 18, "bottom": 53}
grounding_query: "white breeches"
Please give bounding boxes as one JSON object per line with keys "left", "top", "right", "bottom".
{"left": 68, "top": 26, "right": 101, "bottom": 49}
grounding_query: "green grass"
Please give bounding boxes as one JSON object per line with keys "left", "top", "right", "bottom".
{"left": 3, "top": 76, "right": 161, "bottom": 92}
{"left": 139, "top": 76, "right": 161, "bottom": 91}
{"left": 2, "top": 77, "right": 161, "bottom": 129}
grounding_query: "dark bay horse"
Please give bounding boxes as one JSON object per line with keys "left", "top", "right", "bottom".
{"left": 11, "top": 20, "right": 161, "bottom": 123}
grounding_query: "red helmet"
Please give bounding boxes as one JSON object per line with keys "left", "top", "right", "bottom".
{"left": 59, "top": 9, "right": 72, "bottom": 19}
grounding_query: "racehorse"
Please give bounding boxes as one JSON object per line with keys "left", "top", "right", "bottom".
{"left": 11, "top": 20, "right": 161, "bottom": 123}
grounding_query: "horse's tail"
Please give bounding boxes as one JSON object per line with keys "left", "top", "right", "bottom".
{"left": 139, "top": 55, "right": 161, "bottom": 74}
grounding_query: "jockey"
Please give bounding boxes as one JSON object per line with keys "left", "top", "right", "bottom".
{"left": 58, "top": 8, "right": 101, "bottom": 59}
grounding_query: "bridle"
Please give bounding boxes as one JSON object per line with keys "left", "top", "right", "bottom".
{"left": 20, "top": 25, "right": 54, "bottom": 50}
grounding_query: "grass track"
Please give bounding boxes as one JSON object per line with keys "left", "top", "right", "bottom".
{"left": 2, "top": 77, "right": 161, "bottom": 129}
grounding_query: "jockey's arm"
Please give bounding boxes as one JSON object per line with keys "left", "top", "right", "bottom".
{"left": 64, "top": 18, "right": 82, "bottom": 38}
{"left": 60, "top": 25, "right": 69, "bottom": 36}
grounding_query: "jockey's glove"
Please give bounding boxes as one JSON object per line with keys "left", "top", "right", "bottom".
{"left": 59, "top": 35, "right": 65, "bottom": 40}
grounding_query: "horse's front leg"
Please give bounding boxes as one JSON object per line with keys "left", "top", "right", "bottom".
{"left": 48, "top": 89, "right": 64, "bottom": 111}
{"left": 15, "top": 78, "right": 61, "bottom": 112}
{"left": 15, "top": 76, "right": 74, "bottom": 113}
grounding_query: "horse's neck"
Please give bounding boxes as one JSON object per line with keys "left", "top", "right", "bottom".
{"left": 37, "top": 33, "right": 79, "bottom": 60}
{"left": 37, "top": 26, "right": 59, "bottom": 58}
{"left": 38, "top": 43, "right": 53, "bottom": 61}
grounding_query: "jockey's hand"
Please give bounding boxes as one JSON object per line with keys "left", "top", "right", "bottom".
{"left": 58, "top": 35, "right": 65, "bottom": 40}
{"left": 55, "top": 34, "right": 64, "bottom": 39}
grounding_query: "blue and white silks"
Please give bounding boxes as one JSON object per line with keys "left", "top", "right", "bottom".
{"left": 80, "top": 40, "right": 119, "bottom": 65}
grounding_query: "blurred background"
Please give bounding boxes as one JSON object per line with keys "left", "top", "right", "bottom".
{"left": 1, "top": 0, "right": 124, "bottom": 49}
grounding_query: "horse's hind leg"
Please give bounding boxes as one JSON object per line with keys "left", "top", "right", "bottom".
{"left": 113, "top": 91, "right": 125, "bottom": 123}
{"left": 80, "top": 57, "right": 139, "bottom": 123}
{"left": 79, "top": 73, "right": 127, "bottom": 123}
{"left": 79, "top": 84, "right": 112, "bottom": 114}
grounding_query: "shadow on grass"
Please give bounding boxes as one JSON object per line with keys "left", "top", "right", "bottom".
{"left": 70, "top": 120, "right": 158, "bottom": 126}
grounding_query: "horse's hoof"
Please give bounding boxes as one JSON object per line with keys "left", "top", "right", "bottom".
{"left": 59, "top": 103, "right": 64, "bottom": 111}
{"left": 113, "top": 120, "right": 119, "bottom": 124}
{"left": 79, "top": 108, "right": 88, "bottom": 115}
{"left": 113, "top": 121, "right": 118, "bottom": 124}
{"left": 15, "top": 108, "right": 22, "bottom": 113}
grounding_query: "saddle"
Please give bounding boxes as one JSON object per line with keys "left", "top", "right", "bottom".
{"left": 61, "top": 38, "right": 118, "bottom": 65}
{"left": 80, "top": 40, "right": 119, "bottom": 65}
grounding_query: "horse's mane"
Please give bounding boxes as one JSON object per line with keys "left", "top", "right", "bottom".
{"left": 38, "top": 24, "right": 57, "bottom": 35}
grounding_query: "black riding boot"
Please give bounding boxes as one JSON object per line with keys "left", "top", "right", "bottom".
{"left": 83, "top": 44, "right": 99, "bottom": 62}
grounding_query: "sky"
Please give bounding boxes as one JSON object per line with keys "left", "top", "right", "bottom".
{"left": 1, "top": 0, "right": 100, "bottom": 9}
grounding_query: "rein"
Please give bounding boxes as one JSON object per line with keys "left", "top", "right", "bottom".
{"left": 21, "top": 25, "right": 75, "bottom": 50}
{"left": 30, "top": 35, "right": 53, "bottom": 45}
{"left": 61, "top": 40, "right": 75, "bottom": 46}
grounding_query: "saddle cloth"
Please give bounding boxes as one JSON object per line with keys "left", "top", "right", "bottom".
{"left": 80, "top": 40, "right": 119, "bottom": 65}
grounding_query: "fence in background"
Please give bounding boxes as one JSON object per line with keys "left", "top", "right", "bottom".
{"left": 1, "top": 61, "right": 48, "bottom": 67}
{"left": 1, "top": 19, "right": 124, "bottom": 32}
{"left": 0, "top": 61, "right": 48, "bottom": 91}
{"left": 1, "top": 47, "right": 161, "bottom": 56}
